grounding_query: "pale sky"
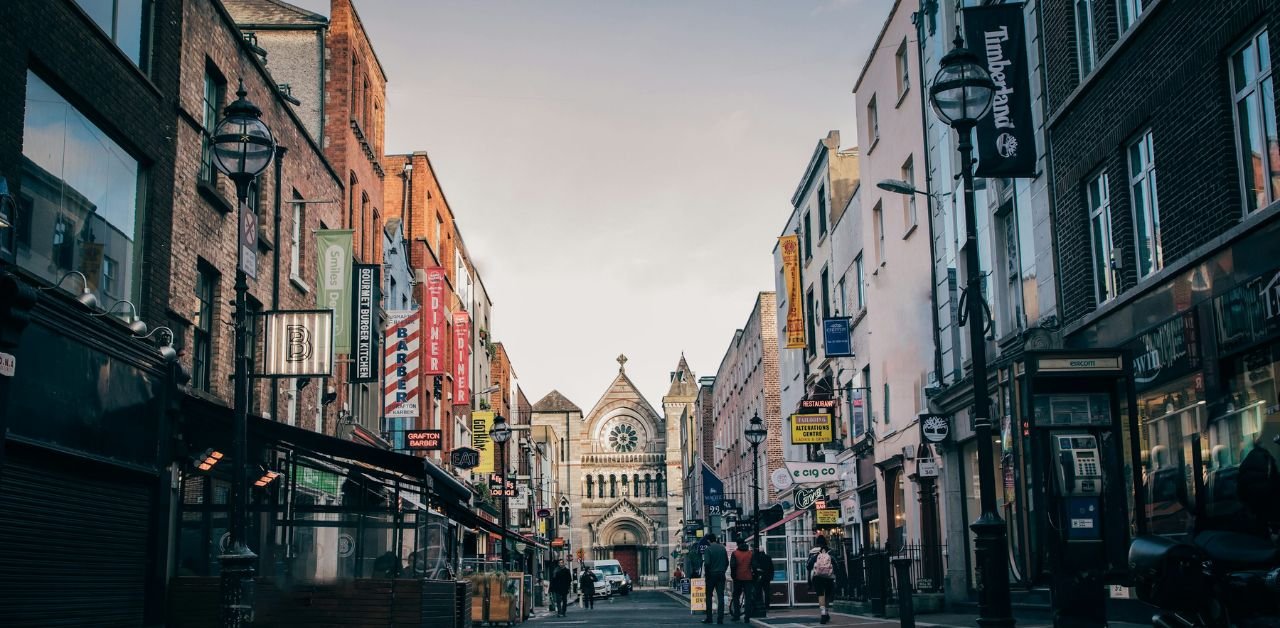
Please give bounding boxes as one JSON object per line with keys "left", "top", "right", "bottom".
{"left": 292, "top": 0, "right": 894, "bottom": 411}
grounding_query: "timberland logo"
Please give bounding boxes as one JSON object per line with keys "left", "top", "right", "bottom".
{"left": 996, "top": 133, "right": 1018, "bottom": 158}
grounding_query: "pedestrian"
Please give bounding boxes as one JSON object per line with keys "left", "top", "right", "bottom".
{"left": 550, "top": 559, "right": 572, "bottom": 617}
{"left": 700, "top": 533, "right": 728, "bottom": 624}
{"left": 807, "top": 535, "right": 835, "bottom": 624}
{"left": 751, "top": 542, "right": 774, "bottom": 618}
{"left": 579, "top": 568, "right": 597, "bottom": 610}
{"left": 673, "top": 564, "right": 685, "bottom": 591}
{"left": 729, "top": 539, "right": 754, "bottom": 622}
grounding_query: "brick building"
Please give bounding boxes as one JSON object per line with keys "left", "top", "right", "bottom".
{"left": 1044, "top": 0, "right": 1280, "bottom": 549}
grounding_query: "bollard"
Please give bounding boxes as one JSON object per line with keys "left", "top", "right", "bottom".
{"left": 892, "top": 557, "right": 915, "bottom": 628}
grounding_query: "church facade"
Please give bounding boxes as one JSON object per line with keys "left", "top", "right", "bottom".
{"left": 532, "top": 354, "right": 696, "bottom": 587}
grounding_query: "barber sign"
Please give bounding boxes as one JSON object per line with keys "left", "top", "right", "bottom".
{"left": 384, "top": 310, "right": 421, "bottom": 419}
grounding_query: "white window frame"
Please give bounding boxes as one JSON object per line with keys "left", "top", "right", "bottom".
{"left": 868, "top": 95, "right": 880, "bottom": 146}
{"left": 1117, "top": 0, "right": 1146, "bottom": 33}
{"left": 1087, "top": 172, "right": 1116, "bottom": 303}
{"left": 290, "top": 194, "right": 304, "bottom": 279}
{"left": 1127, "top": 130, "right": 1163, "bottom": 277}
{"left": 902, "top": 156, "right": 917, "bottom": 233}
{"left": 873, "top": 201, "right": 885, "bottom": 265}
{"left": 895, "top": 39, "right": 910, "bottom": 99}
{"left": 1229, "top": 28, "right": 1278, "bottom": 215}
{"left": 1075, "top": 0, "right": 1096, "bottom": 79}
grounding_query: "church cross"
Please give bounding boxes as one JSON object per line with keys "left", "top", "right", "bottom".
{"left": 617, "top": 354, "right": 628, "bottom": 372}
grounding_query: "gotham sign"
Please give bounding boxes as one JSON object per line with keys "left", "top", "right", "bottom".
{"left": 964, "top": 3, "right": 1036, "bottom": 178}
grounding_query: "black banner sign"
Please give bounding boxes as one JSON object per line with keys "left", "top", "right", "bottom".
{"left": 964, "top": 3, "right": 1036, "bottom": 178}
{"left": 350, "top": 263, "right": 380, "bottom": 382}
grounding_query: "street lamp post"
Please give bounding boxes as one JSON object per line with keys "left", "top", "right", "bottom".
{"left": 211, "top": 80, "right": 275, "bottom": 627}
{"left": 928, "top": 32, "right": 1013, "bottom": 628}
{"left": 490, "top": 414, "right": 513, "bottom": 569}
{"left": 744, "top": 412, "right": 767, "bottom": 544}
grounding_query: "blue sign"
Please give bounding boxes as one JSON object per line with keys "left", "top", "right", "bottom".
{"left": 702, "top": 462, "right": 724, "bottom": 517}
{"left": 823, "top": 318, "right": 853, "bottom": 357}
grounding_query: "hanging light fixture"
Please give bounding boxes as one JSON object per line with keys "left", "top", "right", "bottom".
{"left": 92, "top": 299, "right": 148, "bottom": 335}
{"left": 38, "top": 270, "right": 99, "bottom": 309}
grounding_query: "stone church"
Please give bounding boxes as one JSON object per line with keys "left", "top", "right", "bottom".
{"left": 532, "top": 354, "right": 696, "bottom": 586}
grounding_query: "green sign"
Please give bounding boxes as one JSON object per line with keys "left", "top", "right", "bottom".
{"left": 316, "top": 230, "right": 354, "bottom": 354}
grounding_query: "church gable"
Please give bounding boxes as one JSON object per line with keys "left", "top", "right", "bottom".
{"left": 584, "top": 354, "right": 661, "bottom": 426}
{"left": 593, "top": 497, "right": 659, "bottom": 531}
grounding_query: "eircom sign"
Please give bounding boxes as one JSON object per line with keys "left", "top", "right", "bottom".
{"left": 785, "top": 461, "right": 839, "bottom": 485}
{"left": 791, "top": 413, "right": 833, "bottom": 444}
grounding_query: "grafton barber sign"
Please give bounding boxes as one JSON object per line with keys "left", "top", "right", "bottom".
{"left": 964, "top": 3, "right": 1035, "bottom": 178}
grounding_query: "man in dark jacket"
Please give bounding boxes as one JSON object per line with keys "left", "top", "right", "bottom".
{"left": 751, "top": 543, "right": 774, "bottom": 618}
{"left": 550, "top": 559, "right": 572, "bottom": 617}
{"left": 701, "top": 534, "right": 729, "bottom": 624}
{"left": 579, "top": 568, "right": 598, "bottom": 609}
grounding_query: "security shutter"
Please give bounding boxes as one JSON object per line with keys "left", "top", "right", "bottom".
{"left": 0, "top": 450, "right": 152, "bottom": 626}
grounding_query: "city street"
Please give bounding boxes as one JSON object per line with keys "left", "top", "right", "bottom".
{"left": 525, "top": 590, "right": 708, "bottom": 627}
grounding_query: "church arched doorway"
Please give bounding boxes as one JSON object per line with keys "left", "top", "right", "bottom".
{"left": 595, "top": 520, "right": 652, "bottom": 587}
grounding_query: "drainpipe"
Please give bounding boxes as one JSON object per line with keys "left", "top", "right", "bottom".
{"left": 914, "top": 8, "right": 945, "bottom": 387}
{"left": 270, "top": 146, "right": 288, "bottom": 424}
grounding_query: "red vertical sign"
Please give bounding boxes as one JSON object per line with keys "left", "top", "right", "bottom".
{"left": 423, "top": 267, "right": 447, "bottom": 375}
{"left": 453, "top": 311, "right": 471, "bottom": 405}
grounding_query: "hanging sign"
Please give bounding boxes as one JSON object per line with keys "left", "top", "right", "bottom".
{"left": 239, "top": 201, "right": 257, "bottom": 279}
{"left": 816, "top": 509, "right": 839, "bottom": 525}
{"left": 315, "top": 230, "right": 354, "bottom": 354}
{"left": 471, "top": 411, "right": 493, "bottom": 473}
{"left": 702, "top": 462, "right": 724, "bottom": 516}
{"left": 918, "top": 460, "right": 939, "bottom": 477}
{"left": 384, "top": 310, "right": 420, "bottom": 419}
{"left": 422, "top": 267, "right": 448, "bottom": 375}
{"left": 450, "top": 447, "right": 480, "bottom": 470}
{"left": 779, "top": 235, "right": 805, "bottom": 349}
{"left": 350, "top": 263, "right": 380, "bottom": 382}
{"left": 822, "top": 318, "right": 853, "bottom": 357}
{"left": 964, "top": 3, "right": 1036, "bottom": 178}
{"left": 785, "top": 462, "right": 840, "bottom": 485}
{"left": 771, "top": 467, "right": 794, "bottom": 491}
{"left": 794, "top": 487, "right": 824, "bottom": 510}
{"left": 405, "top": 430, "right": 441, "bottom": 451}
{"left": 791, "top": 413, "right": 834, "bottom": 444}
{"left": 453, "top": 311, "right": 471, "bottom": 405}
{"left": 262, "top": 310, "right": 333, "bottom": 376}
{"left": 919, "top": 413, "right": 951, "bottom": 444}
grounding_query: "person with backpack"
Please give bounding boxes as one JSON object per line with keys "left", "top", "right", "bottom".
{"left": 806, "top": 535, "right": 835, "bottom": 624}
{"left": 751, "top": 542, "right": 774, "bottom": 618}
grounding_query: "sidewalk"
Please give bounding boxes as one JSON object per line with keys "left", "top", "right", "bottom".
{"left": 747, "top": 607, "right": 1147, "bottom": 628}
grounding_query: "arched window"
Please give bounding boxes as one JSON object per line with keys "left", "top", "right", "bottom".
{"left": 610, "top": 474, "right": 617, "bottom": 498}
{"left": 633, "top": 474, "right": 640, "bottom": 493}
{"left": 586, "top": 475, "right": 594, "bottom": 499}
{"left": 656, "top": 473, "right": 664, "bottom": 495}
{"left": 598, "top": 475, "right": 605, "bottom": 499}
{"left": 644, "top": 474, "right": 652, "bottom": 497}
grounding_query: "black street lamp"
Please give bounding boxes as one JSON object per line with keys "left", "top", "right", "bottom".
{"left": 490, "top": 414, "right": 513, "bottom": 569}
{"left": 211, "top": 80, "right": 275, "bottom": 627}
{"left": 744, "top": 412, "right": 767, "bottom": 545}
{"left": 928, "top": 32, "right": 1014, "bottom": 628}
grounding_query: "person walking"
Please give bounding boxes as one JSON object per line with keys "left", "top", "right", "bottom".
{"left": 579, "top": 568, "right": 598, "bottom": 610}
{"left": 550, "top": 559, "right": 572, "bottom": 617}
{"left": 700, "top": 534, "right": 729, "bottom": 624}
{"left": 751, "top": 542, "right": 774, "bottom": 618}
{"left": 729, "top": 539, "right": 755, "bottom": 622}
{"left": 807, "top": 535, "right": 836, "bottom": 624}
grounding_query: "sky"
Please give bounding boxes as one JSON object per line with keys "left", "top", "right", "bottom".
{"left": 291, "top": 0, "right": 894, "bottom": 411}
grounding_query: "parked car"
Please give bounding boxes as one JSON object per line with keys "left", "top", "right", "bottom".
{"left": 591, "top": 569, "right": 611, "bottom": 598}
{"left": 585, "top": 559, "right": 633, "bottom": 595}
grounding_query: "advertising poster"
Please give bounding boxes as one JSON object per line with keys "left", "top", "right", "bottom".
{"left": 822, "top": 317, "right": 852, "bottom": 357}
{"left": 453, "top": 311, "right": 471, "bottom": 405}
{"left": 423, "top": 267, "right": 448, "bottom": 375}
{"left": 779, "top": 235, "right": 805, "bottom": 348}
{"left": 471, "top": 411, "right": 493, "bottom": 474}
{"left": 791, "top": 413, "right": 834, "bottom": 444}
{"left": 316, "top": 230, "right": 354, "bottom": 354}
{"left": 689, "top": 578, "right": 706, "bottom": 612}
{"left": 384, "top": 310, "right": 420, "bottom": 419}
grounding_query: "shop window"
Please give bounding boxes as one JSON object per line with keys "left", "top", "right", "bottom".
{"left": 1230, "top": 29, "right": 1278, "bottom": 214}
{"left": 21, "top": 71, "right": 143, "bottom": 305}
{"left": 1136, "top": 380, "right": 1204, "bottom": 536}
{"left": 72, "top": 0, "right": 153, "bottom": 70}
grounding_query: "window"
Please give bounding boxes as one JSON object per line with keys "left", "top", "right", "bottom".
{"left": 818, "top": 185, "right": 828, "bottom": 237}
{"left": 1128, "top": 131, "right": 1162, "bottom": 277}
{"left": 873, "top": 201, "right": 885, "bottom": 264}
{"left": 999, "top": 205, "right": 1023, "bottom": 332}
{"left": 290, "top": 190, "right": 305, "bottom": 279}
{"left": 837, "top": 277, "right": 847, "bottom": 316}
{"left": 1231, "top": 29, "right": 1279, "bottom": 214}
{"left": 286, "top": 378, "right": 298, "bottom": 426}
{"left": 586, "top": 475, "right": 594, "bottom": 499}
{"left": 201, "top": 70, "right": 224, "bottom": 187}
{"left": 820, "top": 266, "right": 831, "bottom": 319}
{"left": 854, "top": 254, "right": 866, "bottom": 310}
{"left": 1117, "top": 0, "right": 1147, "bottom": 33}
{"left": 867, "top": 95, "right": 880, "bottom": 145}
{"left": 72, "top": 0, "right": 152, "bottom": 69}
{"left": 193, "top": 264, "right": 218, "bottom": 392}
{"left": 101, "top": 255, "right": 118, "bottom": 298}
{"left": 1087, "top": 172, "right": 1116, "bottom": 303}
{"left": 895, "top": 39, "right": 910, "bottom": 98}
{"left": 883, "top": 382, "right": 891, "bottom": 424}
{"left": 21, "top": 71, "right": 143, "bottom": 305}
{"left": 803, "top": 211, "right": 813, "bottom": 260}
{"left": 1075, "top": 0, "right": 1096, "bottom": 78}
{"left": 902, "top": 156, "right": 917, "bottom": 232}
{"left": 805, "top": 288, "right": 817, "bottom": 358}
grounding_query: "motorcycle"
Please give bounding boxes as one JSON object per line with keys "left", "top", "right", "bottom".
{"left": 1129, "top": 440, "right": 1280, "bottom": 627}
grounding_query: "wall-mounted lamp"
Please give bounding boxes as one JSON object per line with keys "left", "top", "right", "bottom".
{"left": 93, "top": 299, "right": 147, "bottom": 336}
{"left": 38, "top": 271, "right": 99, "bottom": 309}
{"left": 134, "top": 326, "right": 178, "bottom": 363}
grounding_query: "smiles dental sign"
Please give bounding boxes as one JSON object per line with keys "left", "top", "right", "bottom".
{"left": 785, "top": 462, "right": 839, "bottom": 485}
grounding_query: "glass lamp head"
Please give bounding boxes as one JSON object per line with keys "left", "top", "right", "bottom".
{"left": 929, "top": 34, "right": 995, "bottom": 127}
{"left": 212, "top": 80, "right": 275, "bottom": 181}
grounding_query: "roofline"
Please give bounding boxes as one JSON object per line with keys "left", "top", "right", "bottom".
{"left": 343, "top": 0, "right": 389, "bottom": 83}
{"left": 790, "top": 137, "right": 832, "bottom": 207}
{"left": 234, "top": 22, "right": 326, "bottom": 31}
{"left": 852, "top": 0, "right": 909, "bottom": 95}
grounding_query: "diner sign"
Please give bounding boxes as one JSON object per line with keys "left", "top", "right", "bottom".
{"left": 453, "top": 311, "right": 471, "bottom": 405}
{"left": 423, "top": 267, "right": 448, "bottom": 375}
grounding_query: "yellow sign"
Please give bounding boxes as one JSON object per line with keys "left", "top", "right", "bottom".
{"left": 779, "top": 235, "right": 806, "bottom": 349}
{"left": 791, "top": 413, "right": 833, "bottom": 444}
{"left": 690, "top": 577, "right": 707, "bottom": 612}
{"left": 816, "top": 509, "right": 839, "bottom": 525}
{"left": 471, "top": 411, "right": 494, "bottom": 473}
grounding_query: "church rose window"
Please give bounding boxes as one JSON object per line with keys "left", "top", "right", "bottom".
{"left": 609, "top": 423, "right": 639, "bottom": 452}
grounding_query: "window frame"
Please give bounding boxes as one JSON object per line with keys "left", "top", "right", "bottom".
{"left": 818, "top": 184, "right": 828, "bottom": 237}
{"left": 854, "top": 253, "right": 866, "bottom": 310}
{"left": 895, "top": 38, "right": 910, "bottom": 100}
{"left": 193, "top": 264, "right": 218, "bottom": 392}
{"left": 867, "top": 95, "right": 880, "bottom": 147}
{"left": 70, "top": 0, "right": 154, "bottom": 72}
{"left": 290, "top": 191, "right": 305, "bottom": 280}
{"left": 873, "top": 200, "right": 885, "bottom": 265}
{"left": 803, "top": 210, "right": 813, "bottom": 260}
{"left": 1127, "top": 130, "right": 1163, "bottom": 278}
{"left": 1228, "top": 28, "right": 1278, "bottom": 215}
{"left": 200, "top": 69, "right": 225, "bottom": 188}
{"left": 902, "top": 155, "right": 917, "bottom": 234}
{"left": 1087, "top": 171, "right": 1116, "bottom": 303}
{"left": 1075, "top": 0, "right": 1097, "bottom": 79}
{"left": 1117, "top": 0, "right": 1146, "bottom": 34}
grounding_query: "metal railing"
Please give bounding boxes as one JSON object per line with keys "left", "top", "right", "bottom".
{"left": 834, "top": 541, "right": 946, "bottom": 602}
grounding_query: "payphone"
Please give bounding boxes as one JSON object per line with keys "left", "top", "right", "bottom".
{"left": 1051, "top": 433, "right": 1104, "bottom": 542}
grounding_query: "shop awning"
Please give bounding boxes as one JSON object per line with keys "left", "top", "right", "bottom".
{"left": 750, "top": 508, "right": 807, "bottom": 540}
{"left": 450, "top": 505, "right": 549, "bottom": 550}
